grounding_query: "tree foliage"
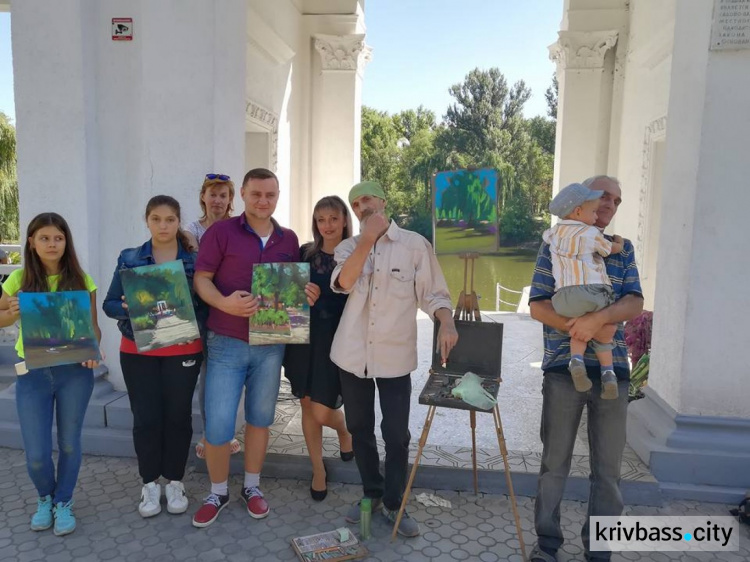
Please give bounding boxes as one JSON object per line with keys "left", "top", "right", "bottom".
{"left": 120, "top": 263, "right": 195, "bottom": 328}
{"left": 0, "top": 112, "right": 19, "bottom": 242}
{"left": 361, "top": 67, "right": 554, "bottom": 245}
{"left": 22, "top": 293, "right": 96, "bottom": 343}
{"left": 545, "top": 74, "right": 558, "bottom": 120}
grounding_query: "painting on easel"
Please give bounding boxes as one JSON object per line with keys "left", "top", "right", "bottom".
{"left": 433, "top": 168, "right": 499, "bottom": 255}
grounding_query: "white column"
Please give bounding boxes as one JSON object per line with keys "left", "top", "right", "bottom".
{"left": 11, "top": 0, "right": 247, "bottom": 390}
{"left": 310, "top": 34, "right": 371, "bottom": 229}
{"left": 628, "top": 0, "right": 750, "bottom": 501}
{"left": 12, "top": 0, "right": 98, "bottom": 266}
{"left": 549, "top": 30, "right": 618, "bottom": 192}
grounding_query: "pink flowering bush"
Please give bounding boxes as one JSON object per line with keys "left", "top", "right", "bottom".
{"left": 624, "top": 310, "right": 653, "bottom": 364}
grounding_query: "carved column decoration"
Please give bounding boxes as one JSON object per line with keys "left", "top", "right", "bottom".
{"left": 245, "top": 100, "right": 279, "bottom": 173}
{"left": 313, "top": 34, "right": 372, "bottom": 74}
{"left": 636, "top": 116, "right": 668, "bottom": 274}
{"left": 549, "top": 30, "right": 619, "bottom": 70}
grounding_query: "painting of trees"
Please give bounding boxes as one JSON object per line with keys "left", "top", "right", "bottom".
{"left": 119, "top": 260, "right": 200, "bottom": 352}
{"left": 250, "top": 262, "right": 310, "bottom": 345}
{"left": 433, "top": 168, "right": 499, "bottom": 254}
{"left": 18, "top": 291, "right": 99, "bottom": 368}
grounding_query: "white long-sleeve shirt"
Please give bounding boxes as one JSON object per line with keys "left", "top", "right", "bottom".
{"left": 330, "top": 221, "right": 452, "bottom": 379}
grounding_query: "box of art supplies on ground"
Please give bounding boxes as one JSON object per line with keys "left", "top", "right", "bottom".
{"left": 291, "top": 527, "right": 368, "bottom": 561}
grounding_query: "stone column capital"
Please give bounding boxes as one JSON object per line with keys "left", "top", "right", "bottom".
{"left": 549, "top": 30, "right": 619, "bottom": 70}
{"left": 313, "top": 33, "right": 372, "bottom": 73}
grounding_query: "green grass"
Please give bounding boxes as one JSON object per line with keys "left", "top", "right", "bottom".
{"left": 435, "top": 226, "right": 497, "bottom": 254}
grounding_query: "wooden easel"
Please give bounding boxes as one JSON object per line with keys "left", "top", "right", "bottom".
{"left": 391, "top": 253, "right": 527, "bottom": 561}
{"left": 453, "top": 252, "right": 482, "bottom": 493}
{"left": 453, "top": 252, "right": 481, "bottom": 323}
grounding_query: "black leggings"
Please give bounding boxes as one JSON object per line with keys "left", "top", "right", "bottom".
{"left": 121, "top": 352, "right": 202, "bottom": 483}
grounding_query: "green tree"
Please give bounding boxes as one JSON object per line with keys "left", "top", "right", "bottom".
{"left": 361, "top": 106, "right": 399, "bottom": 196}
{"left": 360, "top": 67, "right": 554, "bottom": 247}
{"left": 393, "top": 106, "right": 436, "bottom": 140}
{"left": 444, "top": 67, "right": 531, "bottom": 157}
{"left": 0, "top": 112, "right": 19, "bottom": 242}
{"left": 525, "top": 115, "right": 555, "bottom": 156}
{"left": 545, "top": 74, "right": 558, "bottom": 120}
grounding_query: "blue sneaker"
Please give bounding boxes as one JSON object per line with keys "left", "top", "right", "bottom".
{"left": 53, "top": 500, "right": 76, "bottom": 536}
{"left": 30, "top": 495, "right": 53, "bottom": 531}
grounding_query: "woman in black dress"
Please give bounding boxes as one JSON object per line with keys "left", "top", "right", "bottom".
{"left": 284, "top": 196, "right": 353, "bottom": 501}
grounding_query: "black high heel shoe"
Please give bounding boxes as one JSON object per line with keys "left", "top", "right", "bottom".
{"left": 310, "top": 472, "right": 328, "bottom": 502}
{"left": 340, "top": 450, "right": 354, "bottom": 462}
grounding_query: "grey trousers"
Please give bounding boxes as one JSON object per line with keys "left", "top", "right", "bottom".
{"left": 534, "top": 371, "right": 629, "bottom": 561}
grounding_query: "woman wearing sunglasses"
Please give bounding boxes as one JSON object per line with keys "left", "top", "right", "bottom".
{"left": 184, "top": 174, "right": 235, "bottom": 249}
{"left": 185, "top": 174, "right": 242, "bottom": 460}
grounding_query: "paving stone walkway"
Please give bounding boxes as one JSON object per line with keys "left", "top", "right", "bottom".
{"left": 0, "top": 448, "right": 748, "bottom": 561}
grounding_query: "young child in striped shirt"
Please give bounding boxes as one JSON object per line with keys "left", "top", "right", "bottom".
{"left": 542, "top": 182, "right": 624, "bottom": 399}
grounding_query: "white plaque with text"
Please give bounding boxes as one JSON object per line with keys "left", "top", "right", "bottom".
{"left": 711, "top": 0, "right": 750, "bottom": 50}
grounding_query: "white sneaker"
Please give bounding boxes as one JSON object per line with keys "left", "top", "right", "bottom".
{"left": 165, "top": 481, "right": 189, "bottom": 514}
{"left": 138, "top": 482, "right": 162, "bottom": 518}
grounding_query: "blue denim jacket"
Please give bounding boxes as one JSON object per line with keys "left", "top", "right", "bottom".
{"left": 102, "top": 239, "right": 205, "bottom": 341}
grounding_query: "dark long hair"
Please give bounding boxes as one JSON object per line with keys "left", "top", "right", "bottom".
{"left": 145, "top": 195, "right": 195, "bottom": 252}
{"left": 21, "top": 213, "right": 88, "bottom": 293}
{"left": 305, "top": 195, "right": 351, "bottom": 259}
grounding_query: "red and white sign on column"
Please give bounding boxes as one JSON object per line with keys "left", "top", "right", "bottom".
{"left": 112, "top": 18, "right": 133, "bottom": 41}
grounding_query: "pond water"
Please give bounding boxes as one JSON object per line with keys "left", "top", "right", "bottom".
{"left": 436, "top": 247, "right": 538, "bottom": 312}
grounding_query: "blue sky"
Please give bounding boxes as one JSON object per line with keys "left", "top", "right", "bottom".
{"left": 0, "top": 2, "right": 562, "bottom": 124}
{"left": 362, "top": 1, "right": 562, "bottom": 120}
{"left": 0, "top": 14, "right": 13, "bottom": 123}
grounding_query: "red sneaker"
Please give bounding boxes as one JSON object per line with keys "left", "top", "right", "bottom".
{"left": 192, "top": 493, "right": 229, "bottom": 528}
{"left": 241, "top": 486, "right": 269, "bottom": 519}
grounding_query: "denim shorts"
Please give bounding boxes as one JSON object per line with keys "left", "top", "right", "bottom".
{"left": 203, "top": 331, "right": 285, "bottom": 445}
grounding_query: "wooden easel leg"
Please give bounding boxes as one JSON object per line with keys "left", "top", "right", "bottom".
{"left": 470, "top": 410, "right": 478, "bottom": 494}
{"left": 391, "top": 405, "right": 436, "bottom": 541}
{"left": 493, "top": 405, "right": 528, "bottom": 562}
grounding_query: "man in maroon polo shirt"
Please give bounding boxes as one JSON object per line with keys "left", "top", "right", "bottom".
{"left": 191, "top": 168, "right": 320, "bottom": 528}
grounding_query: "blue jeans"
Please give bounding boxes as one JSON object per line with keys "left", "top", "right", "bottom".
{"left": 15, "top": 364, "right": 94, "bottom": 503}
{"left": 534, "top": 371, "right": 629, "bottom": 561}
{"left": 204, "top": 331, "right": 284, "bottom": 444}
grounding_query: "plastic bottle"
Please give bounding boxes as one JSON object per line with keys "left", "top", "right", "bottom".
{"left": 359, "top": 498, "right": 372, "bottom": 540}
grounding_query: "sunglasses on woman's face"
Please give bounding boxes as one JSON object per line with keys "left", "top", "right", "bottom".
{"left": 205, "top": 173, "right": 230, "bottom": 181}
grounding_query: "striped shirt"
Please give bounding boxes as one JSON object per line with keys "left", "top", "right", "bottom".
{"left": 542, "top": 220, "right": 612, "bottom": 289}
{"left": 529, "top": 236, "right": 643, "bottom": 380}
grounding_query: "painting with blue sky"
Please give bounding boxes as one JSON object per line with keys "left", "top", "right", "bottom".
{"left": 19, "top": 291, "right": 99, "bottom": 369}
{"left": 433, "top": 168, "right": 499, "bottom": 254}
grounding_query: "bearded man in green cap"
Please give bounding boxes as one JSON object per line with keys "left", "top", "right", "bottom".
{"left": 330, "top": 180, "right": 459, "bottom": 537}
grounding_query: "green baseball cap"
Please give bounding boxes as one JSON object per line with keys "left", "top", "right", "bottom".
{"left": 348, "top": 180, "right": 386, "bottom": 205}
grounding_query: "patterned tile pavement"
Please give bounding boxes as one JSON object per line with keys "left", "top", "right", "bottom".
{"left": 1, "top": 448, "right": 748, "bottom": 562}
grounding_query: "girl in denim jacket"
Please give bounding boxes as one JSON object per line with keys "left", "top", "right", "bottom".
{"left": 103, "top": 195, "right": 204, "bottom": 519}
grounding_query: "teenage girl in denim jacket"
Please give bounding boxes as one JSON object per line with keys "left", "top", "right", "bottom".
{"left": 103, "top": 195, "right": 204, "bottom": 519}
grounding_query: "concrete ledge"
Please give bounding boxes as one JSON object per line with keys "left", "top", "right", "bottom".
{"left": 0, "top": 421, "right": 135, "bottom": 457}
{"left": 190, "top": 452, "right": 663, "bottom": 506}
{"left": 105, "top": 393, "right": 204, "bottom": 434}
{"left": 0, "top": 367, "right": 124, "bottom": 428}
{"left": 627, "top": 387, "right": 750, "bottom": 503}
{"left": 659, "top": 482, "right": 749, "bottom": 505}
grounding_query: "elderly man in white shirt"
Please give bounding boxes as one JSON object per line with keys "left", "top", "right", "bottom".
{"left": 330, "top": 180, "right": 458, "bottom": 537}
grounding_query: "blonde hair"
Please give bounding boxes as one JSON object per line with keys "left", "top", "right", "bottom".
{"left": 199, "top": 178, "right": 235, "bottom": 220}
